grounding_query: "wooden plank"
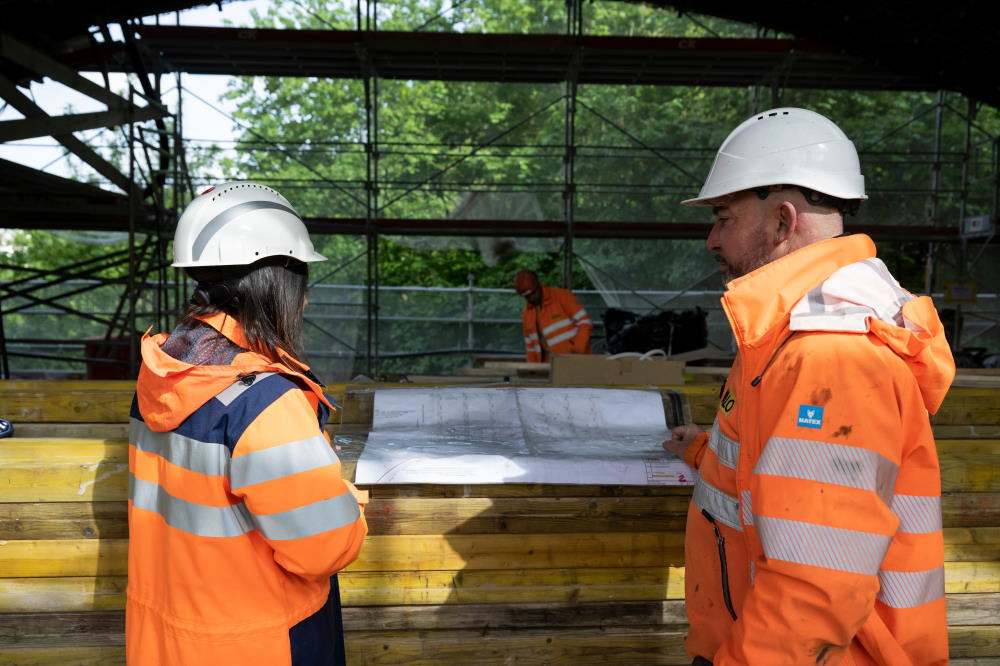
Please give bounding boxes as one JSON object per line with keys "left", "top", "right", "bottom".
{"left": 0, "top": 502, "right": 127, "bottom": 540}
{"left": 1, "top": 381, "right": 996, "bottom": 426}
{"left": 0, "top": 539, "right": 129, "bottom": 577}
{"left": 0, "top": 391, "right": 133, "bottom": 423}
{"left": 0, "top": 462, "right": 128, "bottom": 502}
{"left": 0, "top": 646, "right": 123, "bottom": 665}
{"left": 937, "top": 440, "right": 1000, "bottom": 455}
{"left": 940, "top": 455, "right": 1000, "bottom": 493}
{"left": 342, "top": 600, "right": 688, "bottom": 632}
{"left": 2, "top": 493, "right": 997, "bottom": 542}
{"left": 346, "top": 627, "right": 689, "bottom": 666}
{"left": 363, "top": 496, "right": 692, "bottom": 534}
{"left": 0, "top": 628, "right": 995, "bottom": 666}
{"left": 1, "top": 567, "right": 995, "bottom": 613}
{"left": 6, "top": 421, "right": 999, "bottom": 441}
{"left": 0, "top": 381, "right": 135, "bottom": 391}
{"left": 0, "top": 577, "right": 126, "bottom": 612}
{"left": 7, "top": 454, "right": 993, "bottom": 504}
{"left": 950, "top": 625, "right": 1000, "bottom": 658}
{"left": 0, "top": 610, "right": 124, "bottom": 646}
{"left": 4, "top": 533, "right": 997, "bottom": 580}
{"left": 948, "top": 593, "right": 1000, "bottom": 626}
{"left": 0, "top": 567, "right": 686, "bottom": 610}
{"left": 0, "top": 595, "right": 993, "bottom": 641}
{"left": 340, "top": 567, "right": 688, "bottom": 605}
{"left": 934, "top": 389, "right": 1000, "bottom": 426}
{"left": 8, "top": 424, "right": 128, "bottom": 439}
{"left": 0, "top": 439, "right": 127, "bottom": 462}
{"left": 0, "top": 534, "right": 685, "bottom": 576}
{"left": 942, "top": 493, "right": 1000, "bottom": 528}
{"left": 934, "top": 424, "right": 1000, "bottom": 439}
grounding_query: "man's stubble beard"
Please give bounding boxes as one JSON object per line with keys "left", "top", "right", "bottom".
{"left": 721, "top": 240, "right": 774, "bottom": 284}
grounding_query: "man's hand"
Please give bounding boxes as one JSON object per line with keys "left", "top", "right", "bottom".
{"left": 662, "top": 423, "right": 704, "bottom": 458}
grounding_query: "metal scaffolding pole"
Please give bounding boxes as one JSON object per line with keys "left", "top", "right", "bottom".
{"left": 924, "top": 91, "right": 946, "bottom": 297}
{"left": 954, "top": 96, "right": 978, "bottom": 350}
{"left": 127, "top": 87, "right": 139, "bottom": 377}
{"left": 563, "top": 0, "right": 582, "bottom": 289}
{"left": 363, "top": 1, "right": 380, "bottom": 378}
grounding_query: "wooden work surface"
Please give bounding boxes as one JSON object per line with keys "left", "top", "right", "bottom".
{"left": 0, "top": 380, "right": 998, "bottom": 664}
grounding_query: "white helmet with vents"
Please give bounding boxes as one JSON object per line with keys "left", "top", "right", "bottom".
{"left": 172, "top": 182, "right": 326, "bottom": 268}
{"left": 682, "top": 107, "right": 867, "bottom": 206}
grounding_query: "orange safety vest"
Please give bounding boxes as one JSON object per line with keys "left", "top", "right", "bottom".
{"left": 682, "top": 235, "right": 954, "bottom": 665}
{"left": 521, "top": 285, "right": 593, "bottom": 362}
{"left": 127, "top": 312, "right": 367, "bottom": 665}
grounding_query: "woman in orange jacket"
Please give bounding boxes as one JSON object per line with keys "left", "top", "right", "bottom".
{"left": 127, "top": 183, "right": 368, "bottom": 665}
{"left": 666, "top": 109, "right": 955, "bottom": 665}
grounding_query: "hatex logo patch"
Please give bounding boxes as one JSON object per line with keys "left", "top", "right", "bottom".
{"left": 797, "top": 405, "right": 824, "bottom": 429}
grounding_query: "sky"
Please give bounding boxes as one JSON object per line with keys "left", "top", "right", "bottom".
{"left": 0, "top": 0, "right": 273, "bottom": 180}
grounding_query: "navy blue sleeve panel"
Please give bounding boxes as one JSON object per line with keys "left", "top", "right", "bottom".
{"left": 154, "top": 374, "right": 312, "bottom": 454}
{"left": 289, "top": 576, "right": 347, "bottom": 666}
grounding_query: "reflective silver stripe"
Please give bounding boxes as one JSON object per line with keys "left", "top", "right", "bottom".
{"left": 575, "top": 318, "right": 592, "bottom": 326}
{"left": 193, "top": 201, "right": 301, "bottom": 262}
{"left": 877, "top": 567, "right": 945, "bottom": 608}
{"left": 542, "top": 317, "right": 573, "bottom": 336}
{"left": 230, "top": 434, "right": 340, "bottom": 491}
{"left": 130, "top": 474, "right": 253, "bottom": 538}
{"left": 741, "top": 490, "right": 753, "bottom": 527}
{"left": 572, "top": 309, "right": 589, "bottom": 321}
{"left": 526, "top": 333, "right": 539, "bottom": 341}
{"left": 890, "top": 494, "right": 942, "bottom": 534}
{"left": 749, "top": 561, "right": 756, "bottom": 584}
{"left": 129, "top": 418, "right": 229, "bottom": 477}
{"left": 546, "top": 328, "right": 578, "bottom": 346}
{"left": 755, "top": 437, "right": 898, "bottom": 505}
{"left": 693, "top": 476, "right": 743, "bottom": 531}
{"left": 708, "top": 419, "right": 739, "bottom": 469}
{"left": 526, "top": 346, "right": 542, "bottom": 352}
{"left": 756, "top": 515, "right": 891, "bottom": 575}
{"left": 253, "top": 491, "right": 361, "bottom": 541}
{"left": 215, "top": 372, "right": 278, "bottom": 406}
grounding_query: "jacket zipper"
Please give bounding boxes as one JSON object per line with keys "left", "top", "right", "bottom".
{"left": 701, "top": 509, "right": 738, "bottom": 621}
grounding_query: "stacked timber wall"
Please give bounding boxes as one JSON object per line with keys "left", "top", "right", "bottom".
{"left": 0, "top": 381, "right": 998, "bottom": 664}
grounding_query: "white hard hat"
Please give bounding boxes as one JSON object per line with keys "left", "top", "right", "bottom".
{"left": 172, "top": 181, "right": 326, "bottom": 268}
{"left": 682, "top": 107, "right": 867, "bottom": 206}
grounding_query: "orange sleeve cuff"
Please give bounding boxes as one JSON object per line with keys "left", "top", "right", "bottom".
{"left": 683, "top": 431, "right": 710, "bottom": 470}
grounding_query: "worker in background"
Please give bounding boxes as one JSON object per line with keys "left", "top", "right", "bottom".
{"left": 515, "top": 268, "right": 592, "bottom": 362}
{"left": 663, "top": 108, "right": 955, "bottom": 665}
{"left": 127, "top": 182, "right": 367, "bottom": 665}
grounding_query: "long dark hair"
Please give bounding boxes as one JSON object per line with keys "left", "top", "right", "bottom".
{"left": 184, "top": 257, "right": 309, "bottom": 362}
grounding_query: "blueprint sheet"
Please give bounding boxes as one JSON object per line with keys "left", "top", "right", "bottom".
{"left": 354, "top": 387, "right": 695, "bottom": 485}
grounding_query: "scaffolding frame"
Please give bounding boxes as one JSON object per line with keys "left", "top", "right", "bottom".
{"left": 0, "top": 1, "right": 998, "bottom": 378}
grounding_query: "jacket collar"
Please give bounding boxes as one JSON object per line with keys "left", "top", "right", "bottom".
{"left": 721, "top": 234, "right": 877, "bottom": 350}
{"left": 137, "top": 312, "right": 332, "bottom": 432}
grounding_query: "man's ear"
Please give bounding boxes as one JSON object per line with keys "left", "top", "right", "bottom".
{"left": 775, "top": 200, "right": 798, "bottom": 246}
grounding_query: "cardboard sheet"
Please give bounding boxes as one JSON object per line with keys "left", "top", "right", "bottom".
{"left": 355, "top": 387, "right": 695, "bottom": 485}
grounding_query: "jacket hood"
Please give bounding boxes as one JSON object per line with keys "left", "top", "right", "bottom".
{"left": 136, "top": 312, "right": 331, "bottom": 431}
{"left": 723, "top": 234, "right": 955, "bottom": 414}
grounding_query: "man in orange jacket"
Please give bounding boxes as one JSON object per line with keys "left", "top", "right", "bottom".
{"left": 664, "top": 109, "right": 955, "bottom": 665}
{"left": 515, "top": 269, "right": 593, "bottom": 362}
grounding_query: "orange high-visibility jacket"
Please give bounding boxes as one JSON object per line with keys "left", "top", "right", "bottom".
{"left": 521, "top": 285, "right": 593, "bottom": 362}
{"left": 127, "top": 312, "right": 368, "bottom": 665}
{"left": 682, "top": 235, "right": 955, "bottom": 665}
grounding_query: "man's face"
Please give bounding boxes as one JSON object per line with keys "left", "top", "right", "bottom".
{"left": 706, "top": 191, "right": 775, "bottom": 283}
{"left": 519, "top": 283, "right": 542, "bottom": 306}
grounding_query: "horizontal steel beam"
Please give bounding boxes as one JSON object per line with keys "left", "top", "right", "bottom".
{"left": 0, "top": 104, "right": 168, "bottom": 142}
